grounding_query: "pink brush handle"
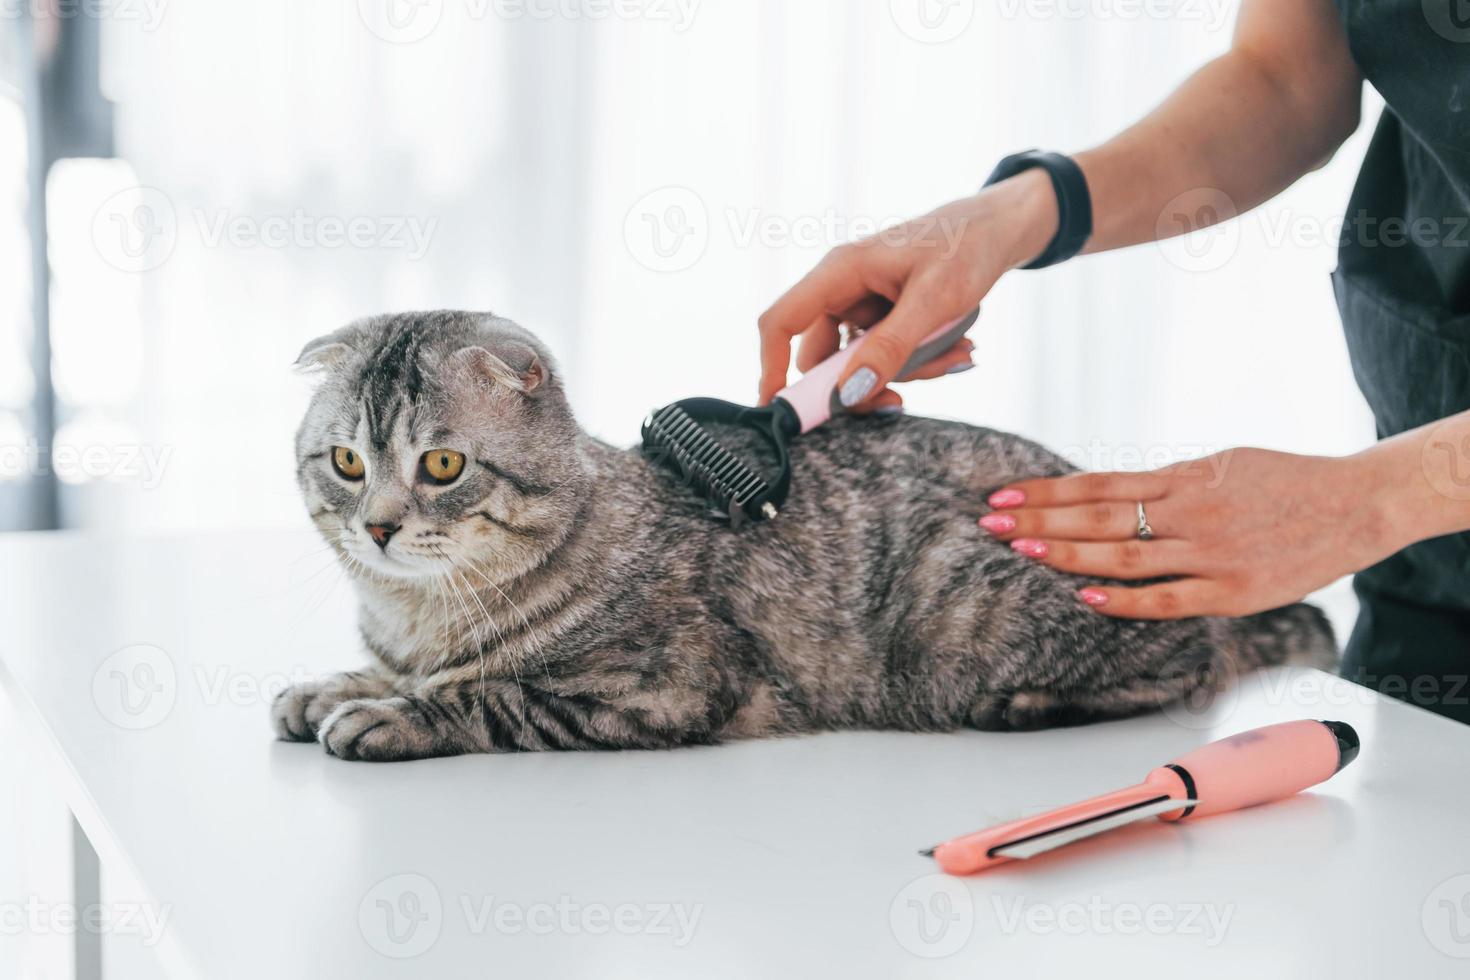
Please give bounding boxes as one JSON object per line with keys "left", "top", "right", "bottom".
{"left": 1155, "top": 718, "right": 1347, "bottom": 820}
{"left": 773, "top": 306, "right": 980, "bottom": 433}
{"left": 932, "top": 720, "right": 1356, "bottom": 876}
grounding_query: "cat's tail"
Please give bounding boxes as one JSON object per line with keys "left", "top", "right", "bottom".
{"left": 1225, "top": 602, "right": 1338, "bottom": 672}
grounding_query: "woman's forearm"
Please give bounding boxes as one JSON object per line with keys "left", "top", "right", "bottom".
{"left": 1363, "top": 409, "right": 1470, "bottom": 552}
{"left": 1072, "top": 0, "right": 1362, "bottom": 254}
{"left": 756, "top": 0, "right": 1365, "bottom": 404}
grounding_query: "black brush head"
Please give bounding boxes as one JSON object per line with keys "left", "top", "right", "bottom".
{"left": 641, "top": 397, "right": 797, "bottom": 527}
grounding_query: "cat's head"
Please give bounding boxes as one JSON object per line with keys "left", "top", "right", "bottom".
{"left": 294, "top": 311, "right": 586, "bottom": 583}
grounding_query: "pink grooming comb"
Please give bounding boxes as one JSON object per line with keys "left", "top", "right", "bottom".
{"left": 923, "top": 719, "right": 1360, "bottom": 875}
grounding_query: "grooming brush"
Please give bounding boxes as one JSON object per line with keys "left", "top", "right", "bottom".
{"left": 642, "top": 307, "right": 980, "bottom": 526}
{"left": 922, "top": 719, "right": 1360, "bottom": 876}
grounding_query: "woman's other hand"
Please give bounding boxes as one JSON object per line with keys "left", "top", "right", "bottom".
{"left": 980, "top": 447, "right": 1404, "bottom": 618}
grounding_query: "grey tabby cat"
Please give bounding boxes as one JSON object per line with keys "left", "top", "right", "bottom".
{"left": 276, "top": 310, "right": 1334, "bottom": 762}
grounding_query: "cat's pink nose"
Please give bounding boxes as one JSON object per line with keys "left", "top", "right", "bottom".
{"left": 366, "top": 523, "right": 399, "bottom": 549}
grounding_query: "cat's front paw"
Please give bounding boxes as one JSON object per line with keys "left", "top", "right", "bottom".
{"left": 318, "top": 697, "right": 449, "bottom": 762}
{"left": 272, "top": 676, "right": 361, "bottom": 742}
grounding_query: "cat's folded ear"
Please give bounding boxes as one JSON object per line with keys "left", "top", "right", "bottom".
{"left": 449, "top": 344, "right": 551, "bottom": 396}
{"left": 294, "top": 335, "right": 357, "bottom": 374}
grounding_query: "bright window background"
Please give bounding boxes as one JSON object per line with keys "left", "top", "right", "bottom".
{"left": 14, "top": 0, "right": 1380, "bottom": 622}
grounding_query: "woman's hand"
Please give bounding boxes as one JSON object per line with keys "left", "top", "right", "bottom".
{"left": 756, "top": 169, "right": 1059, "bottom": 412}
{"left": 979, "top": 447, "right": 1407, "bottom": 619}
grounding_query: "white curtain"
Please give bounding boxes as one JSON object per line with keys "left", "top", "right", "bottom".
{"left": 29, "top": 0, "right": 1377, "bottom": 625}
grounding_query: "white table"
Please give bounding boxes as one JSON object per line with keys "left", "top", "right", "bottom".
{"left": 2, "top": 530, "right": 1469, "bottom": 979}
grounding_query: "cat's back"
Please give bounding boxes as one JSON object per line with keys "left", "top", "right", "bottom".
{"left": 784, "top": 414, "right": 1075, "bottom": 513}
{"left": 619, "top": 412, "right": 1075, "bottom": 547}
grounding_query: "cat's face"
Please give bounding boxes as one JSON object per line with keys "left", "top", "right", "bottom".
{"left": 294, "top": 312, "right": 584, "bottom": 584}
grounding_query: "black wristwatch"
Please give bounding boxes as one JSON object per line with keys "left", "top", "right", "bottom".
{"left": 983, "top": 150, "right": 1093, "bottom": 269}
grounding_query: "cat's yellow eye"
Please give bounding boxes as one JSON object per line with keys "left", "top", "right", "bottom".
{"left": 421, "top": 449, "right": 466, "bottom": 485}
{"left": 331, "top": 446, "right": 365, "bottom": 481}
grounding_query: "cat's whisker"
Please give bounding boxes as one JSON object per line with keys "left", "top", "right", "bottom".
{"left": 456, "top": 556, "right": 524, "bottom": 633}
{"left": 296, "top": 557, "right": 351, "bottom": 621}
{"left": 295, "top": 545, "right": 349, "bottom": 583}
{"left": 432, "top": 571, "right": 453, "bottom": 658}
{"left": 438, "top": 558, "right": 480, "bottom": 650}
{"left": 419, "top": 569, "right": 450, "bottom": 671}
{"left": 459, "top": 554, "right": 550, "bottom": 687}
{"left": 340, "top": 552, "right": 378, "bottom": 589}
{"left": 427, "top": 549, "right": 468, "bottom": 637}
{"left": 267, "top": 536, "right": 354, "bottom": 618}
{"left": 289, "top": 541, "right": 347, "bottom": 566}
{"left": 439, "top": 573, "right": 487, "bottom": 727}
{"left": 433, "top": 550, "right": 501, "bottom": 746}
{"left": 435, "top": 553, "right": 472, "bottom": 650}
{"left": 441, "top": 552, "right": 525, "bottom": 749}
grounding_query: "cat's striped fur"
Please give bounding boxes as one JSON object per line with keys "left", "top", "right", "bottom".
{"left": 277, "top": 311, "right": 1335, "bottom": 761}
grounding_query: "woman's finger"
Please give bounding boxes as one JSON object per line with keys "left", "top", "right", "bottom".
{"left": 833, "top": 272, "right": 969, "bottom": 407}
{"left": 1006, "top": 537, "right": 1198, "bottom": 579}
{"left": 897, "top": 339, "right": 974, "bottom": 381}
{"left": 757, "top": 253, "right": 875, "bottom": 403}
{"left": 798, "top": 294, "right": 906, "bottom": 373}
{"left": 979, "top": 499, "right": 1175, "bottom": 541}
{"left": 797, "top": 295, "right": 900, "bottom": 373}
{"left": 841, "top": 294, "right": 894, "bottom": 331}
{"left": 989, "top": 470, "right": 1171, "bottom": 509}
{"left": 794, "top": 314, "right": 843, "bottom": 373}
{"left": 1075, "top": 579, "right": 1220, "bottom": 620}
{"left": 844, "top": 387, "right": 904, "bottom": 416}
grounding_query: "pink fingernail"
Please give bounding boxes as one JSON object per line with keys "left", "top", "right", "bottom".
{"left": 978, "top": 514, "right": 1016, "bottom": 534}
{"left": 1078, "top": 588, "right": 1109, "bottom": 608}
{"left": 1010, "top": 538, "right": 1048, "bottom": 558}
{"left": 988, "top": 489, "right": 1025, "bottom": 508}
